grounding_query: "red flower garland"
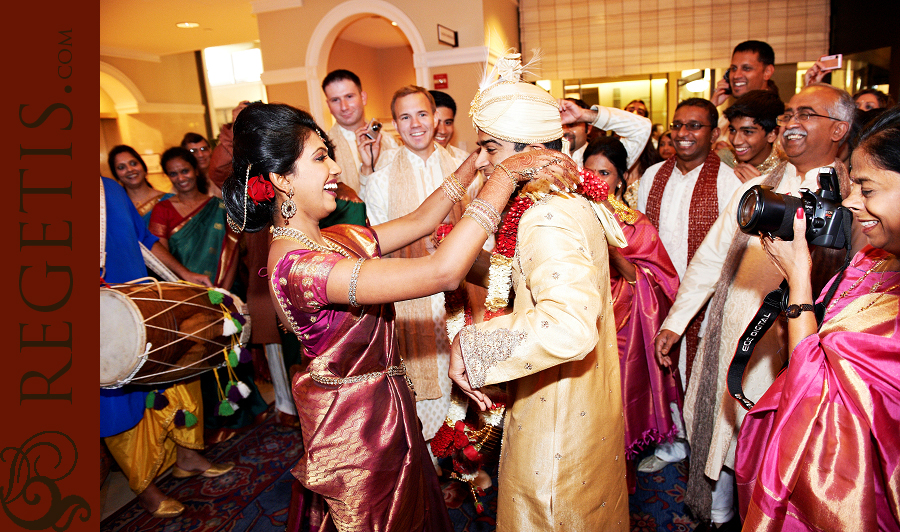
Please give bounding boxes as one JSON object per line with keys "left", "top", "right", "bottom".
{"left": 577, "top": 168, "right": 611, "bottom": 203}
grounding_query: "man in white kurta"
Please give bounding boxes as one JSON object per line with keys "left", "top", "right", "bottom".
{"left": 363, "top": 87, "right": 471, "bottom": 454}
{"left": 450, "top": 52, "right": 630, "bottom": 531}
{"left": 656, "top": 83, "right": 860, "bottom": 524}
{"left": 635, "top": 98, "right": 741, "bottom": 483}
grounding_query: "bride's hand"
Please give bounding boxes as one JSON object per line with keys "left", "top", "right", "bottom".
{"left": 495, "top": 149, "right": 579, "bottom": 194}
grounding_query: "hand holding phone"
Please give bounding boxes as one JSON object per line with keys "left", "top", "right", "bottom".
{"left": 818, "top": 54, "right": 842, "bottom": 71}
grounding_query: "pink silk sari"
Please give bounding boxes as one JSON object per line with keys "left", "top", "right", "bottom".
{"left": 736, "top": 246, "right": 900, "bottom": 531}
{"left": 610, "top": 210, "right": 682, "bottom": 457}
{"left": 271, "top": 225, "right": 451, "bottom": 532}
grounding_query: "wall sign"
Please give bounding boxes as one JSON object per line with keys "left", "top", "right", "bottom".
{"left": 438, "top": 25, "right": 457, "bottom": 47}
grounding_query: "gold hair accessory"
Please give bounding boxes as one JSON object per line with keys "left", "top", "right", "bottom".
{"left": 227, "top": 164, "right": 251, "bottom": 233}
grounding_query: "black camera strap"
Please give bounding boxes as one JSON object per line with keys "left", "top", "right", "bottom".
{"left": 727, "top": 212, "right": 853, "bottom": 411}
{"left": 726, "top": 280, "right": 788, "bottom": 411}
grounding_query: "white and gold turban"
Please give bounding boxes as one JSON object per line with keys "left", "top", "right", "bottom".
{"left": 469, "top": 51, "right": 564, "bottom": 146}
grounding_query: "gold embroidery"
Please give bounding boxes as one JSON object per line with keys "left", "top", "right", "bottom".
{"left": 458, "top": 325, "right": 527, "bottom": 388}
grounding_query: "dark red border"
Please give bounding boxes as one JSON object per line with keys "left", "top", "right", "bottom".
{"left": 4, "top": 0, "right": 98, "bottom": 530}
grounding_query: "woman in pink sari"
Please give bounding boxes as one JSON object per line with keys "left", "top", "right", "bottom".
{"left": 582, "top": 136, "right": 683, "bottom": 460}
{"left": 737, "top": 105, "right": 900, "bottom": 530}
{"left": 221, "top": 103, "right": 577, "bottom": 532}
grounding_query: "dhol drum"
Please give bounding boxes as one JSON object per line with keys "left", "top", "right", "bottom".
{"left": 100, "top": 280, "right": 251, "bottom": 388}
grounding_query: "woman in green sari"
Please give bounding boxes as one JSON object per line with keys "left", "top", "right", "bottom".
{"left": 150, "top": 147, "right": 268, "bottom": 441}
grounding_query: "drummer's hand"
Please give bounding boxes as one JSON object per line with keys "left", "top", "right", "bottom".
{"left": 183, "top": 271, "right": 213, "bottom": 287}
{"left": 448, "top": 333, "right": 493, "bottom": 411}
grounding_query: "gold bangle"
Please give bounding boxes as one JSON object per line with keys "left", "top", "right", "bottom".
{"left": 495, "top": 164, "right": 517, "bottom": 187}
{"left": 348, "top": 257, "right": 365, "bottom": 307}
{"left": 440, "top": 172, "right": 466, "bottom": 203}
{"left": 463, "top": 198, "right": 501, "bottom": 235}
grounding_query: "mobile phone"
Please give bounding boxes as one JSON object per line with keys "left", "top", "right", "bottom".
{"left": 723, "top": 69, "right": 732, "bottom": 95}
{"left": 819, "top": 54, "right": 842, "bottom": 71}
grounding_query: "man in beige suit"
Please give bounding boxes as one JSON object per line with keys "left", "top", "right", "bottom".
{"left": 449, "top": 51, "right": 631, "bottom": 532}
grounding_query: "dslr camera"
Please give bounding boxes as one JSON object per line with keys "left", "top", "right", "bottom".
{"left": 737, "top": 166, "right": 849, "bottom": 250}
{"left": 364, "top": 120, "right": 382, "bottom": 140}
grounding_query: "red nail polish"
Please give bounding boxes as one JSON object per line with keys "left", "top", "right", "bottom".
{"left": 796, "top": 207, "right": 804, "bottom": 219}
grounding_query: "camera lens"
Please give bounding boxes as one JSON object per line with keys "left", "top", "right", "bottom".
{"left": 371, "top": 122, "right": 382, "bottom": 132}
{"left": 737, "top": 185, "right": 802, "bottom": 239}
{"left": 738, "top": 188, "right": 760, "bottom": 229}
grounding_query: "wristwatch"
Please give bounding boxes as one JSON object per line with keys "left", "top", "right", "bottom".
{"left": 785, "top": 303, "right": 815, "bottom": 319}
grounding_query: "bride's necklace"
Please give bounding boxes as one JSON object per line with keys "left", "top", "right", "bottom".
{"left": 270, "top": 226, "right": 350, "bottom": 258}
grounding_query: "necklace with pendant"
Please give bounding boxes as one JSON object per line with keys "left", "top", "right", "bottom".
{"left": 270, "top": 226, "right": 351, "bottom": 258}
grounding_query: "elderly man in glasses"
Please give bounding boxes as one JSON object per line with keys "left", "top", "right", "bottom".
{"left": 651, "top": 83, "right": 864, "bottom": 527}
{"left": 633, "top": 96, "right": 739, "bottom": 488}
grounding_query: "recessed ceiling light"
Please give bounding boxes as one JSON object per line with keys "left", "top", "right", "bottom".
{"left": 176, "top": 22, "right": 200, "bottom": 29}
{"left": 391, "top": 21, "right": 398, "bottom": 26}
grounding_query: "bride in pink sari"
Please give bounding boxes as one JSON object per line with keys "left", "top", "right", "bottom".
{"left": 737, "top": 106, "right": 900, "bottom": 530}
{"left": 221, "top": 103, "right": 577, "bottom": 532}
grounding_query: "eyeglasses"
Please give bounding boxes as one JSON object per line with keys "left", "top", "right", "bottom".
{"left": 776, "top": 112, "right": 842, "bottom": 125}
{"left": 188, "top": 146, "right": 209, "bottom": 153}
{"left": 669, "top": 122, "right": 712, "bottom": 131}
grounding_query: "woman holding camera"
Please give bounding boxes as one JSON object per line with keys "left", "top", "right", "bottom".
{"left": 736, "top": 106, "right": 900, "bottom": 530}
{"left": 222, "top": 102, "right": 575, "bottom": 531}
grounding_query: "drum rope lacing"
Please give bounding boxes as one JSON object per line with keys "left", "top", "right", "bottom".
{"left": 101, "top": 278, "right": 248, "bottom": 387}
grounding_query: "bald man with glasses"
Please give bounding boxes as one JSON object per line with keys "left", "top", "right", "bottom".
{"left": 652, "top": 83, "right": 865, "bottom": 527}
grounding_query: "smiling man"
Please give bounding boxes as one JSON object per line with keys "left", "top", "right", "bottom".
{"left": 722, "top": 90, "right": 786, "bottom": 182}
{"left": 362, "top": 85, "right": 474, "bottom": 466}
{"left": 449, "top": 51, "right": 629, "bottom": 531}
{"left": 635, "top": 97, "right": 739, "bottom": 491}
{"left": 654, "top": 82, "right": 863, "bottom": 526}
{"left": 321, "top": 69, "right": 397, "bottom": 196}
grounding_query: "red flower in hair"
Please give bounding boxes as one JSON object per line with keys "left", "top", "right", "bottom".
{"left": 247, "top": 175, "right": 275, "bottom": 205}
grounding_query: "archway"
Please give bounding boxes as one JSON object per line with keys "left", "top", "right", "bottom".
{"left": 305, "top": 0, "right": 427, "bottom": 126}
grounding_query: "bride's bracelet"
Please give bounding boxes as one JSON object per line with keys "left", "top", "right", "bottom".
{"left": 348, "top": 257, "right": 365, "bottom": 307}
{"left": 462, "top": 198, "right": 502, "bottom": 235}
{"left": 440, "top": 172, "right": 467, "bottom": 203}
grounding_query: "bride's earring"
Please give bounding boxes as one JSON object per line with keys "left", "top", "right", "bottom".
{"left": 281, "top": 187, "right": 296, "bottom": 224}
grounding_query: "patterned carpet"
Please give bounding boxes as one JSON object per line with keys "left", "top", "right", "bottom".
{"left": 440, "top": 447, "right": 701, "bottom": 532}
{"left": 102, "top": 410, "right": 699, "bottom": 532}
{"left": 101, "top": 406, "right": 302, "bottom": 532}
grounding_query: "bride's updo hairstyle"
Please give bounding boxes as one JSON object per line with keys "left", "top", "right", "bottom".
{"left": 223, "top": 102, "right": 335, "bottom": 233}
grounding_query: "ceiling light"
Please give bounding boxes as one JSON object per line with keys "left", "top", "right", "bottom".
{"left": 176, "top": 22, "right": 200, "bottom": 29}
{"left": 391, "top": 21, "right": 398, "bottom": 26}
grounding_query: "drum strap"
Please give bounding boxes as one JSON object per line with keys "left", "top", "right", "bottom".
{"left": 100, "top": 177, "right": 107, "bottom": 278}
{"left": 141, "top": 243, "right": 179, "bottom": 281}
